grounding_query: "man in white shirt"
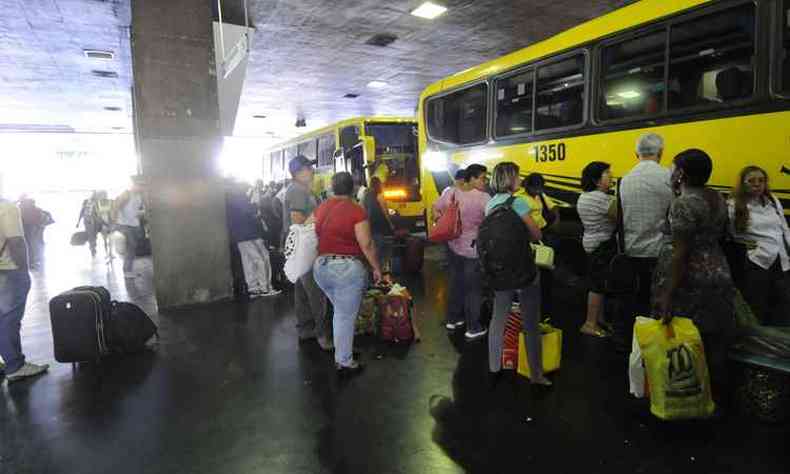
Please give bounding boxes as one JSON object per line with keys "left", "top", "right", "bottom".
{"left": 0, "top": 194, "right": 49, "bottom": 383}
{"left": 114, "top": 180, "right": 145, "bottom": 278}
{"left": 617, "top": 133, "right": 673, "bottom": 345}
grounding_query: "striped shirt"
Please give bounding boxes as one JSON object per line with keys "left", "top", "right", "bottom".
{"left": 577, "top": 190, "right": 615, "bottom": 253}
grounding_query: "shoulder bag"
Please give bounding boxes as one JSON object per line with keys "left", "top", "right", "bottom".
{"left": 429, "top": 190, "right": 462, "bottom": 243}
{"left": 605, "top": 180, "right": 638, "bottom": 294}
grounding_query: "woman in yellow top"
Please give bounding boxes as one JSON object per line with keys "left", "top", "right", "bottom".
{"left": 517, "top": 173, "right": 561, "bottom": 319}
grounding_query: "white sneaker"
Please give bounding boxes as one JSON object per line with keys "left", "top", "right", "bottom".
{"left": 6, "top": 362, "right": 49, "bottom": 383}
{"left": 464, "top": 328, "right": 488, "bottom": 340}
{"left": 445, "top": 321, "right": 465, "bottom": 330}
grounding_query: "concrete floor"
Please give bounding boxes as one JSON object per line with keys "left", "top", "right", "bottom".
{"left": 2, "top": 207, "right": 789, "bottom": 474}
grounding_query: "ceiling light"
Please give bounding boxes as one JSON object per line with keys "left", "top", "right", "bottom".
{"left": 253, "top": 114, "right": 267, "bottom": 119}
{"left": 104, "top": 106, "right": 122, "bottom": 111}
{"left": 91, "top": 70, "right": 118, "bottom": 78}
{"left": 367, "top": 80, "right": 388, "bottom": 89}
{"left": 84, "top": 49, "right": 114, "bottom": 60}
{"left": 344, "top": 93, "right": 359, "bottom": 99}
{"left": 617, "top": 90, "right": 642, "bottom": 99}
{"left": 411, "top": 2, "right": 447, "bottom": 19}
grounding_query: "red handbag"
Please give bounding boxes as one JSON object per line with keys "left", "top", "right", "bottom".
{"left": 429, "top": 192, "right": 462, "bottom": 243}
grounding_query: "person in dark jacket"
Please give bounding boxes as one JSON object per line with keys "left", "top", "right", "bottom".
{"left": 363, "top": 177, "right": 395, "bottom": 269}
{"left": 226, "top": 181, "right": 280, "bottom": 298}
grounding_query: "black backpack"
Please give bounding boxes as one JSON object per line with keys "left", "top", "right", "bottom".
{"left": 477, "top": 196, "right": 537, "bottom": 291}
{"left": 107, "top": 301, "right": 158, "bottom": 354}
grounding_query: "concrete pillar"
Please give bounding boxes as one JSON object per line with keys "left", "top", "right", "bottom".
{"left": 131, "top": 0, "right": 232, "bottom": 308}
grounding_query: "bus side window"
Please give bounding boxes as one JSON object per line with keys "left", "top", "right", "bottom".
{"left": 599, "top": 30, "right": 667, "bottom": 121}
{"left": 667, "top": 3, "right": 755, "bottom": 110}
{"left": 318, "top": 133, "right": 335, "bottom": 168}
{"left": 495, "top": 69, "right": 534, "bottom": 137}
{"left": 535, "top": 54, "right": 585, "bottom": 131}
{"left": 340, "top": 126, "right": 359, "bottom": 152}
{"left": 426, "top": 83, "right": 488, "bottom": 144}
{"left": 782, "top": 0, "right": 790, "bottom": 93}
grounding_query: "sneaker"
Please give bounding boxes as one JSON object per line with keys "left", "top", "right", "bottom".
{"left": 464, "top": 328, "right": 488, "bottom": 340}
{"left": 445, "top": 321, "right": 465, "bottom": 330}
{"left": 0, "top": 358, "right": 5, "bottom": 374}
{"left": 6, "top": 362, "right": 49, "bottom": 383}
{"left": 336, "top": 360, "right": 364, "bottom": 377}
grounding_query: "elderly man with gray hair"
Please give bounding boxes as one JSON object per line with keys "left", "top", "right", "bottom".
{"left": 613, "top": 132, "right": 673, "bottom": 350}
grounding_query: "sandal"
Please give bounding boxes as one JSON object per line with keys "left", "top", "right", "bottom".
{"left": 580, "top": 324, "right": 609, "bottom": 338}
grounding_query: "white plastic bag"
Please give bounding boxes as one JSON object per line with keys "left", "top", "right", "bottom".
{"left": 629, "top": 316, "right": 652, "bottom": 398}
{"left": 283, "top": 223, "right": 318, "bottom": 283}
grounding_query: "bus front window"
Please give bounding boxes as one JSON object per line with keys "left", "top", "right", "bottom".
{"left": 365, "top": 123, "right": 420, "bottom": 201}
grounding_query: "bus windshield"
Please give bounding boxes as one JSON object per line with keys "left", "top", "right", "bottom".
{"left": 365, "top": 123, "right": 420, "bottom": 200}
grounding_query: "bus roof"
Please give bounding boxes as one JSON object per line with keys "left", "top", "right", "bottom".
{"left": 267, "top": 115, "right": 415, "bottom": 152}
{"left": 421, "top": 0, "right": 711, "bottom": 100}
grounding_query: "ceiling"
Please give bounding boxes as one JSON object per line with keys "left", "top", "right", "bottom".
{"left": 0, "top": 0, "right": 624, "bottom": 143}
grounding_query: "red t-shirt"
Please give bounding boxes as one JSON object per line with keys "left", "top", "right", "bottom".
{"left": 315, "top": 198, "right": 368, "bottom": 256}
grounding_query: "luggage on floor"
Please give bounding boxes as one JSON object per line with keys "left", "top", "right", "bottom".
{"left": 635, "top": 317, "right": 715, "bottom": 420}
{"left": 502, "top": 309, "right": 521, "bottom": 370}
{"left": 107, "top": 301, "right": 157, "bottom": 354}
{"left": 378, "top": 284, "right": 418, "bottom": 343}
{"left": 356, "top": 288, "right": 383, "bottom": 335}
{"left": 517, "top": 320, "right": 562, "bottom": 379}
{"left": 402, "top": 237, "right": 424, "bottom": 274}
{"left": 390, "top": 236, "right": 425, "bottom": 275}
{"left": 50, "top": 287, "right": 111, "bottom": 363}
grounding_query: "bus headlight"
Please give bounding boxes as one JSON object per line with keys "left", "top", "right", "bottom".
{"left": 383, "top": 188, "right": 408, "bottom": 200}
{"left": 423, "top": 151, "right": 447, "bottom": 172}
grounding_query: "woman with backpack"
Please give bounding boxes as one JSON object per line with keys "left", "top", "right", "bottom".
{"left": 482, "top": 162, "right": 551, "bottom": 386}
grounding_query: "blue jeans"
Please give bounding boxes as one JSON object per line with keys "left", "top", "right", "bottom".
{"left": 447, "top": 250, "right": 483, "bottom": 333}
{"left": 313, "top": 256, "right": 368, "bottom": 367}
{"left": 0, "top": 269, "right": 31, "bottom": 374}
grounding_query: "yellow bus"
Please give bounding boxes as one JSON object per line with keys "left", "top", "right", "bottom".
{"left": 418, "top": 0, "right": 790, "bottom": 223}
{"left": 265, "top": 116, "right": 425, "bottom": 231}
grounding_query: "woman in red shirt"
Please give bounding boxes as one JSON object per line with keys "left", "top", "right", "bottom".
{"left": 313, "top": 172, "right": 387, "bottom": 375}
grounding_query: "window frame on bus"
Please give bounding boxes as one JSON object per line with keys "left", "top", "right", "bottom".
{"left": 594, "top": 0, "right": 762, "bottom": 125}
{"left": 593, "top": 24, "right": 670, "bottom": 126}
{"left": 424, "top": 80, "right": 490, "bottom": 148}
{"left": 492, "top": 48, "right": 590, "bottom": 140}
{"left": 773, "top": 0, "right": 790, "bottom": 98}
{"left": 317, "top": 133, "right": 336, "bottom": 169}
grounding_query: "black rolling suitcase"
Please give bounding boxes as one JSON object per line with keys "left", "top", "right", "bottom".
{"left": 49, "top": 286, "right": 111, "bottom": 363}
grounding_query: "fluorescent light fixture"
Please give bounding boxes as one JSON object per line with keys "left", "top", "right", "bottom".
{"left": 411, "top": 2, "right": 447, "bottom": 19}
{"left": 367, "top": 80, "right": 388, "bottom": 89}
{"left": 617, "top": 90, "right": 642, "bottom": 99}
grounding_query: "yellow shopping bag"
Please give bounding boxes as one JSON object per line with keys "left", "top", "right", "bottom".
{"left": 635, "top": 317, "right": 715, "bottom": 420}
{"left": 517, "top": 322, "right": 562, "bottom": 379}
